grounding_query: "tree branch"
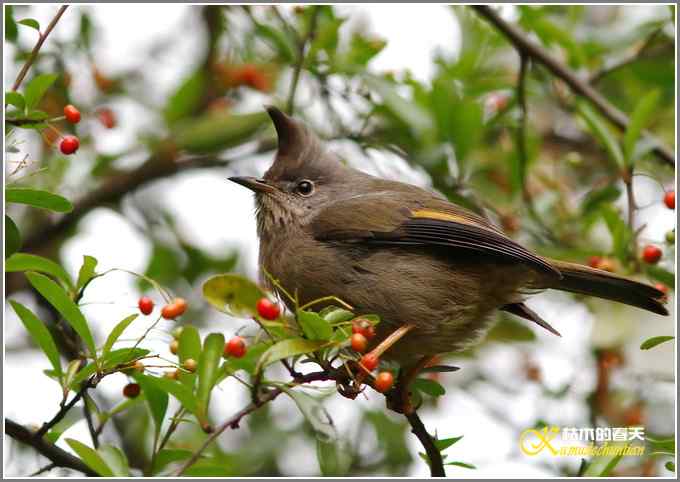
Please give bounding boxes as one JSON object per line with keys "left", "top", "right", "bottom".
{"left": 404, "top": 411, "right": 445, "bottom": 477}
{"left": 11, "top": 6, "right": 69, "bottom": 92}
{"left": 5, "top": 418, "right": 98, "bottom": 476}
{"left": 286, "top": 6, "right": 321, "bottom": 115}
{"left": 470, "top": 5, "right": 675, "bottom": 167}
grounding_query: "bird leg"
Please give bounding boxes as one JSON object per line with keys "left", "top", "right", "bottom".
{"left": 389, "top": 355, "right": 437, "bottom": 415}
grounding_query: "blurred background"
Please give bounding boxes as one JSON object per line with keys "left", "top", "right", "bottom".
{"left": 4, "top": 4, "right": 676, "bottom": 477}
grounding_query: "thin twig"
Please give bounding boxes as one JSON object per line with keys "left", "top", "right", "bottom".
{"left": 34, "top": 381, "right": 92, "bottom": 440}
{"left": 404, "top": 411, "right": 445, "bottom": 477}
{"left": 470, "top": 5, "right": 675, "bottom": 167}
{"left": 82, "top": 393, "right": 100, "bottom": 449}
{"left": 5, "top": 419, "right": 98, "bottom": 476}
{"left": 623, "top": 170, "right": 641, "bottom": 271}
{"left": 11, "top": 5, "right": 69, "bottom": 92}
{"left": 175, "top": 370, "right": 333, "bottom": 475}
{"left": 29, "top": 463, "right": 57, "bottom": 477}
{"left": 286, "top": 6, "right": 321, "bottom": 115}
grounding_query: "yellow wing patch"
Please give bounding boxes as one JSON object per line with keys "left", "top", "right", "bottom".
{"left": 410, "top": 208, "right": 475, "bottom": 226}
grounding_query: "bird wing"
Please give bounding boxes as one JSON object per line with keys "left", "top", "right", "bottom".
{"left": 310, "top": 191, "right": 562, "bottom": 279}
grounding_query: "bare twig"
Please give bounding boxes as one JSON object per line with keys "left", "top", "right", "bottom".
{"left": 404, "top": 411, "right": 445, "bottom": 477}
{"left": 29, "top": 463, "right": 57, "bottom": 476}
{"left": 470, "top": 5, "right": 675, "bottom": 167}
{"left": 286, "top": 6, "right": 321, "bottom": 115}
{"left": 34, "top": 381, "right": 92, "bottom": 440}
{"left": 623, "top": 170, "right": 641, "bottom": 271}
{"left": 5, "top": 419, "right": 98, "bottom": 476}
{"left": 11, "top": 5, "right": 69, "bottom": 92}
{"left": 175, "top": 370, "right": 338, "bottom": 476}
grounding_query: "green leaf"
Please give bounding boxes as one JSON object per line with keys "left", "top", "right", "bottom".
{"left": 24, "top": 73, "right": 58, "bottom": 111}
{"left": 412, "top": 378, "right": 446, "bottom": 397}
{"left": 256, "top": 338, "right": 327, "bottom": 372}
{"left": 600, "top": 205, "right": 632, "bottom": 264}
{"left": 282, "top": 387, "right": 337, "bottom": 442}
{"left": 65, "top": 438, "right": 114, "bottom": 476}
{"left": 98, "top": 445, "right": 130, "bottom": 476}
{"left": 173, "top": 111, "right": 268, "bottom": 154}
{"left": 645, "top": 265, "right": 675, "bottom": 287}
{"left": 255, "top": 24, "right": 296, "bottom": 62}
{"left": 581, "top": 185, "right": 621, "bottom": 216}
{"left": 446, "top": 461, "right": 476, "bottom": 469}
{"left": 177, "top": 325, "right": 201, "bottom": 388}
{"left": 435, "top": 435, "right": 463, "bottom": 451}
{"left": 5, "top": 6, "right": 17, "bottom": 42}
{"left": 221, "top": 341, "right": 270, "bottom": 378}
{"left": 102, "top": 314, "right": 138, "bottom": 357}
{"left": 297, "top": 309, "right": 333, "bottom": 340}
{"left": 10, "top": 300, "right": 63, "bottom": 380}
{"left": 364, "top": 74, "right": 434, "bottom": 135}
{"left": 319, "top": 307, "right": 355, "bottom": 324}
{"left": 647, "top": 436, "right": 675, "bottom": 455}
{"left": 6, "top": 253, "right": 74, "bottom": 291}
{"left": 46, "top": 410, "right": 82, "bottom": 443}
{"left": 623, "top": 89, "right": 661, "bottom": 165}
{"left": 196, "top": 333, "right": 225, "bottom": 423}
{"left": 101, "top": 347, "right": 149, "bottom": 370}
{"left": 26, "top": 272, "right": 96, "bottom": 357}
{"left": 131, "top": 374, "right": 169, "bottom": 437}
{"left": 76, "top": 255, "right": 98, "bottom": 292}
{"left": 152, "top": 449, "right": 193, "bottom": 474}
{"left": 164, "top": 69, "right": 206, "bottom": 125}
{"left": 5, "top": 216, "right": 21, "bottom": 258}
{"left": 317, "top": 438, "right": 351, "bottom": 476}
{"left": 135, "top": 373, "right": 197, "bottom": 415}
{"left": 640, "top": 336, "right": 674, "bottom": 350}
{"left": 202, "top": 274, "right": 266, "bottom": 317}
{"left": 576, "top": 101, "right": 624, "bottom": 169}
{"left": 666, "top": 461, "right": 675, "bottom": 472}
{"left": 18, "top": 18, "right": 40, "bottom": 31}
{"left": 5, "top": 91, "right": 25, "bottom": 112}
{"left": 6, "top": 187, "right": 73, "bottom": 213}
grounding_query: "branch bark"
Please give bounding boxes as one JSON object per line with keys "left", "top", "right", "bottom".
{"left": 404, "top": 411, "right": 445, "bottom": 477}
{"left": 11, "top": 6, "right": 69, "bottom": 92}
{"left": 5, "top": 418, "right": 98, "bottom": 476}
{"left": 470, "top": 5, "right": 675, "bottom": 167}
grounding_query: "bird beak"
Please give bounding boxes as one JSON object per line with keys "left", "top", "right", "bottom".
{"left": 229, "top": 176, "right": 276, "bottom": 194}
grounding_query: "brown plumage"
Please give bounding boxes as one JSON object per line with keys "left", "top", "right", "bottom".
{"left": 230, "top": 107, "right": 668, "bottom": 365}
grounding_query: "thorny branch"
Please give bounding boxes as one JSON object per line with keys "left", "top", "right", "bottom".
{"left": 470, "top": 5, "right": 675, "bottom": 167}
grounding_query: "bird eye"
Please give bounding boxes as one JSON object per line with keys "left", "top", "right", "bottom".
{"left": 296, "top": 180, "right": 314, "bottom": 196}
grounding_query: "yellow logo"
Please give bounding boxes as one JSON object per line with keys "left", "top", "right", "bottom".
{"left": 520, "top": 426, "right": 560, "bottom": 456}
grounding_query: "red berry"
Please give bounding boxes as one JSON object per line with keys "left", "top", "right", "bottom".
{"left": 363, "top": 325, "right": 376, "bottom": 340}
{"left": 352, "top": 318, "right": 376, "bottom": 339}
{"left": 664, "top": 191, "right": 675, "bottom": 209}
{"left": 256, "top": 298, "right": 280, "bottom": 320}
{"left": 642, "top": 245, "right": 662, "bottom": 264}
{"left": 374, "top": 371, "right": 394, "bottom": 393}
{"left": 96, "top": 107, "right": 116, "bottom": 129}
{"left": 224, "top": 336, "right": 247, "bottom": 358}
{"left": 350, "top": 333, "right": 368, "bottom": 353}
{"left": 360, "top": 353, "right": 379, "bottom": 371}
{"left": 123, "top": 383, "right": 141, "bottom": 398}
{"left": 138, "top": 296, "right": 154, "bottom": 315}
{"left": 63, "top": 104, "right": 81, "bottom": 124}
{"left": 588, "top": 256, "right": 602, "bottom": 269}
{"left": 161, "top": 298, "right": 188, "bottom": 319}
{"left": 59, "top": 135, "right": 79, "bottom": 155}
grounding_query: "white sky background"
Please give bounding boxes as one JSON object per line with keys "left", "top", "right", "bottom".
{"left": 4, "top": 4, "right": 676, "bottom": 478}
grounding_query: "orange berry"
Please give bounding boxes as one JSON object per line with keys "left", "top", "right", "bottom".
{"left": 350, "top": 333, "right": 368, "bottom": 353}
{"left": 164, "top": 369, "right": 179, "bottom": 380}
{"left": 374, "top": 371, "right": 394, "bottom": 393}
{"left": 161, "top": 298, "right": 188, "bottom": 319}
{"left": 63, "top": 104, "right": 81, "bottom": 124}
{"left": 169, "top": 339, "right": 179, "bottom": 355}
{"left": 183, "top": 358, "right": 198, "bottom": 373}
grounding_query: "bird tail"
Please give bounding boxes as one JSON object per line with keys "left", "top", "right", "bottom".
{"left": 545, "top": 259, "right": 669, "bottom": 316}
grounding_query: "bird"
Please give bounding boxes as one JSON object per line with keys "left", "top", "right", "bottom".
{"left": 230, "top": 106, "right": 668, "bottom": 378}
